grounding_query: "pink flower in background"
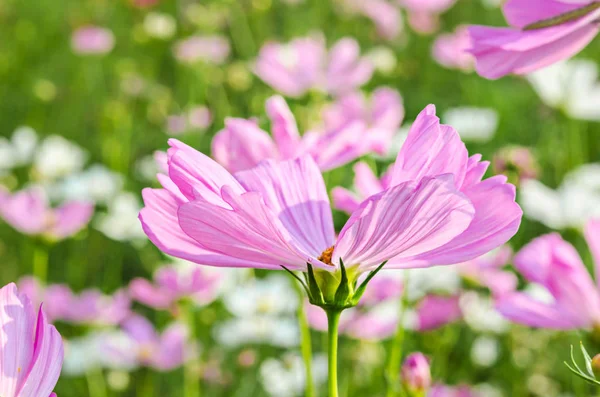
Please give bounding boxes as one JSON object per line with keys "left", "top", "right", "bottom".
{"left": 398, "top": 0, "right": 457, "bottom": 34}
{"left": 332, "top": 105, "right": 522, "bottom": 267}
{"left": 343, "top": 0, "right": 403, "bottom": 39}
{"left": 141, "top": 104, "right": 521, "bottom": 275}
{"left": 402, "top": 353, "right": 432, "bottom": 393}
{"left": 166, "top": 106, "right": 212, "bottom": 136}
{"left": 496, "top": 221, "right": 600, "bottom": 329}
{"left": 254, "top": 36, "right": 373, "bottom": 97}
{"left": 212, "top": 95, "right": 384, "bottom": 173}
{"left": 432, "top": 26, "right": 474, "bottom": 71}
{"left": 18, "top": 277, "right": 131, "bottom": 326}
{"left": 468, "top": 0, "right": 600, "bottom": 79}
{"left": 71, "top": 26, "right": 115, "bottom": 55}
{"left": 323, "top": 87, "right": 404, "bottom": 155}
{"left": 0, "top": 283, "right": 63, "bottom": 397}
{"left": 458, "top": 246, "right": 517, "bottom": 296}
{"left": 118, "top": 315, "right": 190, "bottom": 371}
{"left": 416, "top": 295, "right": 462, "bottom": 331}
{"left": 492, "top": 145, "right": 539, "bottom": 184}
{"left": 129, "top": 265, "right": 222, "bottom": 310}
{"left": 173, "top": 35, "right": 230, "bottom": 65}
{"left": 0, "top": 187, "right": 93, "bottom": 240}
{"left": 429, "top": 384, "right": 478, "bottom": 397}
{"left": 332, "top": 162, "right": 392, "bottom": 214}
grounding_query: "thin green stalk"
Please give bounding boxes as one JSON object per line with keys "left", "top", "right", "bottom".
{"left": 183, "top": 303, "right": 201, "bottom": 397}
{"left": 33, "top": 243, "right": 49, "bottom": 283}
{"left": 295, "top": 284, "right": 316, "bottom": 397}
{"left": 326, "top": 309, "right": 342, "bottom": 397}
{"left": 385, "top": 272, "right": 410, "bottom": 397}
{"left": 86, "top": 367, "right": 108, "bottom": 397}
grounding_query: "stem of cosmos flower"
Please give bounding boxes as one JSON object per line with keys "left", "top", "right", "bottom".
{"left": 33, "top": 242, "right": 49, "bottom": 282}
{"left": 326, "top": 308, "right": 342, "bottom": 397}
{"left": 183, "top": 303, "right": 201, "bottom": 397}
{"left": 86, "top": 367, "right": 108, "bottom": 397}
{"left": 295, "top": 283, "right": 316, "bottom": 397}
{"left": 385, "top": 271, "right": 410, "bottom": 397}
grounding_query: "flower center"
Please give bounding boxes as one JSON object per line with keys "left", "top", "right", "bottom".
{"left": 524, "top": 2, "right": 600, "bottom": 30}
{"left": 318, "top": 246, "right": 334, "bottom": 266}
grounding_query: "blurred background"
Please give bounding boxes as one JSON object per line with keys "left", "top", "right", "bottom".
{"left": 1, "top": 0, "right": 600, "bottom": 396}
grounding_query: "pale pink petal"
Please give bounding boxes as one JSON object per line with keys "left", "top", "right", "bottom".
{"left": 585, "top": 219, "right": 600, "bottom": 288}
{"left": 308, "top": 121, "right": 369, "bottom": 171}
{"left": 496, "top": 292, "right": 584, "bottom": 329}
{"left": 17, "top": 307, "right": 63, "bottom": 397}
{"left": 0, "top": 188, "right": 48, "bottom": 235}
{"left": 0, "top": 283, "right": 35, "bottom": 397}
{"left": 461, "top": 154, "right": 489, "bottom": 189}
{"left": 129, "top": 278, "right": 176, "bottom": 310}
{"left": 416, "top": 295, "right": 462, "bottom": 331}
{"left": 331, "top": 187, "right": 362, "bottom": 214}
{"left": 235, "top": 156, "right": 335, "bottom": 256}
{"left": 49, "top": 201, "right": 94, "bottom": 239}
{"left": 151, "top": 323, "right": 188, "bottom": 370}
{"left": 211, "top": 119, "right": 279, "bottom": 173}
{"left": 122, "top": 315, "right": 158, "bottom": 344}
{"left": 503, "top": 0, "right": 590, "bottom": 28}
{"left": 265, "top": 96, "right": 301, "bottom": 158}
{"left": 326, "top": 38, "right": 373, "bottom": 95}
{"left": 391, "top": 105, "right": 468, "bottom": 189}
{"left": 333, "top": 175, "right": 475, "bottom": 272}
{"left": 178, "top": 187, "right": 323, "bottom": 270}
{"left": 353, "top": 162, "right": 385, "bottom": 198}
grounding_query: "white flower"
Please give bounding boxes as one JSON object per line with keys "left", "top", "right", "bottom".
{"left": 95, "top": 192, "right": 146, "bottom": 242}
{"left": 442, "top": 107, "right": 498, "bottom": 142}
{"left": 405, "top": 266, "right": 461, "bottom": 301}
{"left": 55, "top": 165, "right": 124, "bottom": 204}
{"left": 223, "top": 274, "right": 298, "bottom": 317}
{"left": 215, "top": 317, "right": 300, "bottom": 348}
{"left": 365, "top": 47, "right": 398, "bottom": 75}
{"left": 33, "top": 135, "right": 87, "bottom": 179}
{"left": 460, "top": 292, "right": 509, "bottom": 334}
{"left": 519, "top": 163, "right": 600, "bottom": 230}
{"left": 260, "top": 353, "right": 327, "bottom": 397}
{"left": 0, "top": 126, "right": 39, "bottom": 170}
{"left": 527, "top": 59, "right": 600, "bottom": 121}
{"left": 471, "top": 336, "right": 500, "bottom": 367}
{"left": 144, "top": 12, "right": 177, "bottom": 40}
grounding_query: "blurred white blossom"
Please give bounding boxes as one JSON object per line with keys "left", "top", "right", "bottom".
{"left": 53, "top": 164, "right": 124, "bottom": 205}
{"left": 95, "top": 192, "right": 146, "bottom": 242}
{"left": 442, "top": 107, "right": 499, "bottom": 142}
{"left": 143, "top": 12, "right": 176, "bottom": 40}
{"left": 0, "top": 126, "right": 38, "bottom": 170}
{"left": 33, "top": 135, "right": 87, "bottom": 179}
{"left": 471, "top": 336, "right": 500, "bottom": 367}
{"left": 460, "top": 292, "right": 509, "bottom": 334}
{"left": 260, "top": 353, "right": 327, "bottom": 397}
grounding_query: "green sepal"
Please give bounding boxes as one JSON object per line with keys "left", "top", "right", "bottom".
{"left": 306, "top": 263, "right": 325, "bottom": 306}
{"left": 350, "top": 260, "right": 387, "bottom": 306}
{"left": 564, "top": 343, "right": 600, "bottom": 387}
{"left": 281, "top": 266, "right": 311, "bottom": 298}
{"left": 333, "top": 258, "right": 352, "bottom": 307}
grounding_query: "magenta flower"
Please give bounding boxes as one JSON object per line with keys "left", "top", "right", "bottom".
{"left": 119, "top": 315, "right": 190, "bottom": 371}
{"left": 140, "top": 104, "right": 521, "bottom": 292}
{"left": 432, "top": 26, "right": 474, "bottom": 71}
{"left": 0, "top": 187, "right": 93, "bottom": 241}
{"left": 254, "top": 36, "right": 373, "bottom": 97}
{"left": 333, "top": 105, "right": 522, "bottom": 267}
{"left": 398, "top": 0, "right": 457, "bottom": 34}
{"left": 401, "top": 352, "right": 432, "bottom": 393}
{"left": 0, "top": 283, "right": 63, "bottom": 397}
{"left": 129, "top": 265, "right": 222, "bottom": 310}
{"left": 212, "top": 95, "right": 385, "bottom": 173}
{"left": 173, "top": 35, "right": 230, "bottom": 65}
{"left": 71, "top": 26, "right": 115, "bottom": 55}
{"left": 496, "top": 221, "right": 600, "bottom": 329}
{"left": 429, "top": 384, "right": 477, "bottom": 397}
{"left": 416, "top": 294, "right": 462, "bottom": 331}
{"left": 18, "top": 278, "right": 130, "bottom": 326}
{"left": 468, "top": 0, "right": 600, "bottom": 79}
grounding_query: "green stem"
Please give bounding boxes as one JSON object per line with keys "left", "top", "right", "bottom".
{"left": 385, "top": 272, "right": 410, "bottom": 397}
{"left": 33, "top": 243, "right": 49, "bottom": 283}
{"left": 86, "top": 367, "right": 108, "bottom": 397}
{"left": 296, "top": 285, "right": 316, "bottom": 397}
{"left": 183, "top": 303, "right": 201, "bottom": 397}
{"left": 326, "top": 309, "right": 342, "bottom": 397}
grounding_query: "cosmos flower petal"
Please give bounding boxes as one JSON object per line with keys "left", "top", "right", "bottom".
{"left": 496, "top": 292, "right": 583, "bottom": 329}
{"left": 49, "top": 201, "right": 94, "bottom": 239}
{"left": 333, "top": 175, "right": 475, "bottom": 271}
{"left": 585, "top": 219, "right": 600, "bottom": 289}
{"left": 502, "top": 0, "right": 590, "bottom": 29}
{"left": 265, "top": 96, "right": 302, "bottom": 158}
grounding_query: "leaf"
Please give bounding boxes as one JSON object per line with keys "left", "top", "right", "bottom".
{"left": 580, "top": 342, "right": 595, "bottom": 378}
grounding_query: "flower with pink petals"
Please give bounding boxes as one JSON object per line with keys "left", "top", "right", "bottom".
{"left": 416, "top": 294, "right": 462, "bottom": 331}
{"left": 173, "top": 35, "right": 230, "bottom": 65}
{"left": 402, "top": 352, "right": 432, "bottom": 393}
{"left": 0, "top": 282, "right": 64, "bottom": 397}
{"left": 398, "top": 0, "right": 457, "bottom": 34}
{"left": 496, "top": 220, "right": 600, "bottom": 330}
{"left": 71, "top": 26, "right": 115, "bottom": 55}
{"left": 343, "top": 0, "right": 403, "bottom": 39}
{"left": 254, "top": 36, "right": 373, "bottom": 97}
{"left": 0, "top": 187, "right": 93, "bottom": 241}
{"left": 432, "top": 26, "right": 474, "bottom": 71}
{"left": 129, "top": 264, "right": 222, "bottom": 310}
{"left": 429, "top": 384, "right": 478, "bottom": 397}
{"left": 468, "top": 0, "right": 600, "bottom": 79}
{"left": 212, "top": 95, "right": 386, "bottom": 173}
{"left": 140, "top": 103, "right": 521, "bottom": 313}
{"left": 458, "top": 246, "right": 517, "bottom": 296}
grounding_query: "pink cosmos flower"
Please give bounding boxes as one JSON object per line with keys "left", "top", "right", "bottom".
{"left": 458, "top": 246, "right": 517, "bottom": 296}
{"left": 18, "top": 277, "right": 130, "bottom": 326}
{"left": 71, "top": 26, "right": 115, "bottom": 55}
{"left": 402, "top": 353, "right": 432, "bottom": 393}
{"left": 492, "top": 146, "right": 539, "bottom": 184}
{"left": 432, "top": 26, "right": 474, "bottom": 71}
{"left": 173, "top": 35, "right": 230, "bottom": 65}
{"left": 212, "top": 95, "right": 385, "bottom": 173}
{"left": 129, "top": 265, "right": 222, "bottom": 310}
{"left": 429, "top": 384, "right": 477, "bottom": 397}
{"left": 468, "top": 0, "right": 600, "bottom": 79}
{"left": 254, "top": 36, "right": 373, "bottom": 97}
{"left": 416, "top": 294, "right": 462, "bottom": 331}
{"left": 0, "top": 187, "right": 93, "bottom": 240}
{"left": 166, "top": 106, "right": 212, "bottom": 136}
{"left": 140, "top": 104, "right": 521, "bottom": 278}
{"left": 343, "top": 0, "right": 403, "bottom": 39}
{"left": 398, "top": 0, "right": 457, "bottom": 34}
{"left": 496, "top": 221, "right": 600, "bottom": 329}
{"left": 0, "top": 283, "right": 63, "bottom": 397}
{"left": 118, "top": 315, "right": 190, "bottom": 371}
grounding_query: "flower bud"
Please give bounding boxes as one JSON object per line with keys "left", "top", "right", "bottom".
{"left": 592, "top": 354, "right": 600, "bottom": 378}
{"left": 492, "top": 146, "right": 539, "bottom": 186}
{"left": 401, "top": 353, "right": 431, "bottom": 394}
